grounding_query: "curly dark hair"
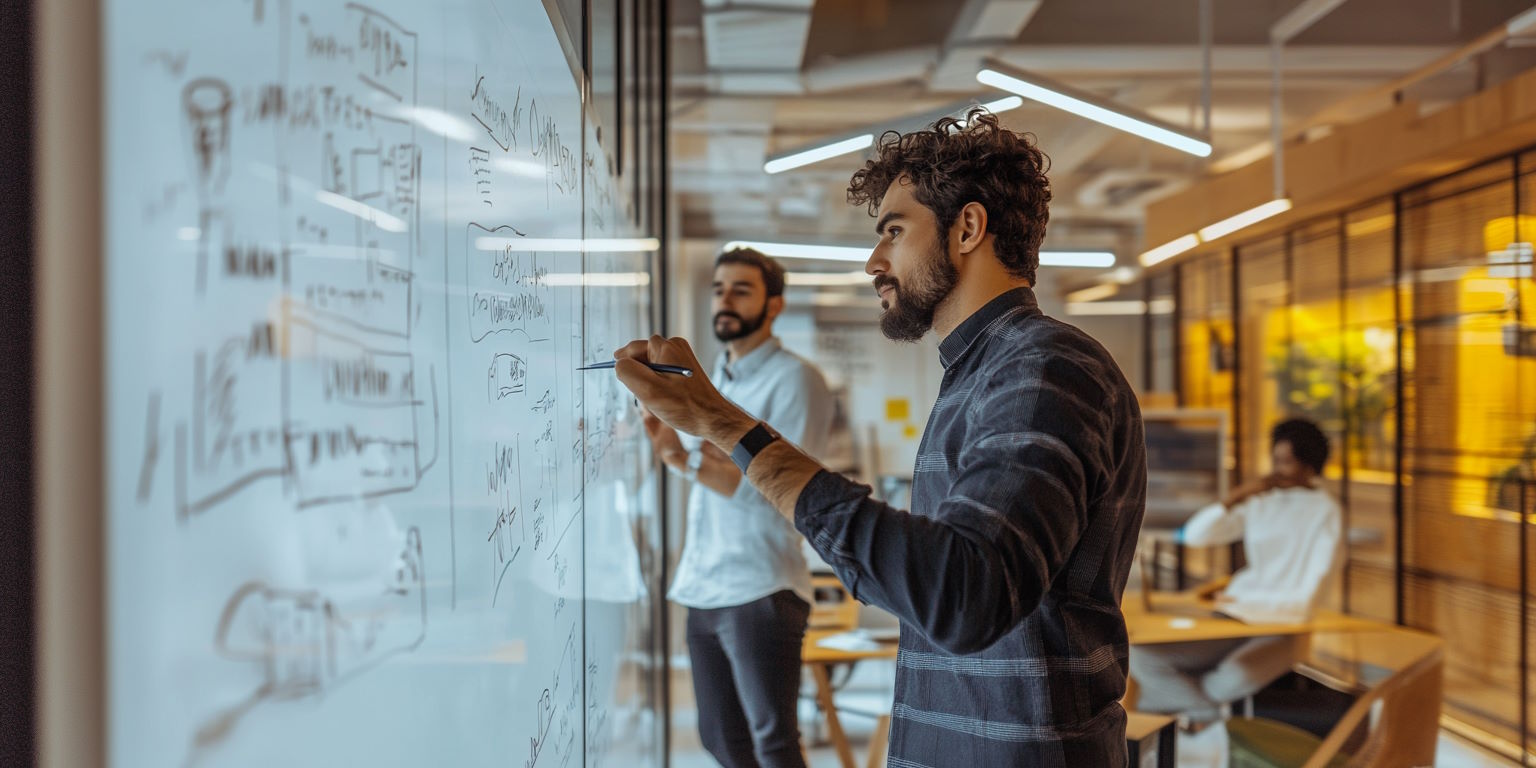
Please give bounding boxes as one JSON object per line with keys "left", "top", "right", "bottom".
{"left": 1272, "top": 418, "right": 1330, "bottom": 474}
{"left": 847, "top": 108, "right": 1052, "bottom": 284}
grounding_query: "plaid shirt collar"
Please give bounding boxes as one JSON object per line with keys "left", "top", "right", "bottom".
{"left": 937, "top": 286, "right": 1040, "bottom": 369}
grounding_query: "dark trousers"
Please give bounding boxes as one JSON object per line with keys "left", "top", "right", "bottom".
{"left": 686, "top": 590, "right": 810, "bottom": 768}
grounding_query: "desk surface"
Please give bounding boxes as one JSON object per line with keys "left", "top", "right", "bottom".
{"left": 1124, "top": 590, "right": 1378, "bottom": 645}
{"left": 802, "top": 629, "right": 900, "bottom": 664}
{"left": 1299, "top": 627, "right": 1443, "bottom": 693}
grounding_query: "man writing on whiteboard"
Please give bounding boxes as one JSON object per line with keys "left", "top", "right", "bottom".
{"left": 617, "top": 111, "right": 1146, "bottom": 765}
{"left": 641, "top": 247, "right": 833, "bottom": 768}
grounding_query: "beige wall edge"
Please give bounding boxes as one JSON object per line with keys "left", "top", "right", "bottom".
{"left": 35, "top": 0, "right": 105, "bottom": 764}
{"left": 1146, "top": 63, "right": 1536, "bottom": 256}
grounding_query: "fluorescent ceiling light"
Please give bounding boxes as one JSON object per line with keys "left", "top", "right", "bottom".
{"left": 1108, "top": 266, "right": 1140, "bottom": 284}
{"left": 766, "top": 97, "right": 1021, "bottom": 177}
{"left": 977, "top": 62, "right": 1212, "bottom": 157}
{"left": 1039, "top": 250, "right": 1115, "bottom": 268}
{"left": 980, "top": 95, "right": 1024, "bottom": 113}
{"left": 1066, "top": 283, "right": 1120, "bottom": 303}
{"left": 474, "top": 237, "right": 660, "bottom": 252}
{"left": 725, "top": 241, "right": 869, "bottom": 262}
{"left": 734, "top": 241, "right": 1112, "bottom": 268}
{"left": 1065, "top": 299, "right": 1174, "bottom": 316}
{"left": 812, "top": 293, "right": 880, "bottom": 308}
{"left": 1139, "top": 234, "right": 1200, "bottom": 267}
{"left": 763, "top": 134, "right": 875, "bottom": 174}
{"left": 1065, "top": 300, "right": 1148, "bottom": 316}
{"left": 1345, "top": 213, "right": 1393, "bottom": 239}
{"left": 787, "top": 271, "right": 871, "bottom": 287}
{"left": 1508, "top": 5, "right": 1536, "bottom": 37}
{"left": 733, "top": 240, "right": 1114, "bottom": 268}
{"left": 1197, "top": 198, "right": 1293, "bottom": 241}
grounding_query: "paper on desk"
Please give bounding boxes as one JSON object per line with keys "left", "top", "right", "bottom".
{"left": 816, "top": 629, "right": 884, "bottom": 652}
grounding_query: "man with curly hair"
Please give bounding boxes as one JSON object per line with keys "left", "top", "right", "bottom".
{"left": 613, "top": 110, "right": 1147, "bottom": 765}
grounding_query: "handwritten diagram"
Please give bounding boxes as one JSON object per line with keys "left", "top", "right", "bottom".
{"left": 110, "top": 0, "right": 662, "bottom": 765}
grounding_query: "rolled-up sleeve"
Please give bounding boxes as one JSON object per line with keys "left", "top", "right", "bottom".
{"left": 723, "top": 365, "right": 832, "bottom": 509}
{"left": 795, "top": 357, "right": 1104, "bottom": 655}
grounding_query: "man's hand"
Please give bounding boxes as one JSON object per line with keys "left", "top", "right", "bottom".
{"left": 613, "top": 336, "right": 757, "bottom": 449}
{"left": 640, "top": 407, "right": 687, "bottom": 470}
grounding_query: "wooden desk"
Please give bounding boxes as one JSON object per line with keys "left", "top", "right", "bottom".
{"left": 1125, "top": 590, "right": 1444, "bottom": 767}
{"left": 802, "top": 629, "right": 898, "bottom": 768}
{"left": 803, "top": 626, "right": 1193, "bottom": 768}
{"left": 1124, "top": 590, "right": 1376, "bottom": 646}
{"left": 1125, "top": 712, "right": 1176, "bottom": 768}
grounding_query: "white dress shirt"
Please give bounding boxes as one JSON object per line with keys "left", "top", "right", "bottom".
{"left": 668, "top": 337, "right": 833, "bottom": 609}
{"left": 1179, "top": 485, "right": 1343, "bottom": 624}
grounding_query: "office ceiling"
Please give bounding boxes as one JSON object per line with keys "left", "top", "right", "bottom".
{"left": 670, "top": 0, "right": 1536, "bottom": 291}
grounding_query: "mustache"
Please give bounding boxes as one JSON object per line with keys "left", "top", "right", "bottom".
{"left": 713, "top": 311, "right": 744, "bottom": 323}
{"left": 873, "top": 276, "right": 898, "bottom": 292}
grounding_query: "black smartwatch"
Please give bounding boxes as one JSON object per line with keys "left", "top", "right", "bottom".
{"left": 730, "top": 422, "right": 780, "bottom": 473}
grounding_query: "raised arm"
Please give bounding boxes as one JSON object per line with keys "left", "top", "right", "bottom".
{"left": 614, "top": 336, "right": 1104, "bottom": 655}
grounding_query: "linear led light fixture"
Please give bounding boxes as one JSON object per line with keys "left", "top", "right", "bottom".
{"left": 726, "top": 240, "right": 869, "bottom": 262}
{"left": 1039, "top": 250, "right": 1115, "bottom": 268}
{"left": 764, "top": 134, "right": 875, "bottom": 175}
{"left": 977, "top": 59, "right": 1212, "bottom": 157}
{"left": 1137, "top": 199, "right": 1293, "bottom": 268}
{"left": 786, "top": 271, "right": 871, "bottom": 287}
{"left": 1066, "top": 282, "right": 1120, "bottom": 304}
{"left": 1065, "top": 298, "right": 1175, "bottom": 316}
{"left": 1138, "top": 234, "right": 1200, "bottom": 267}
{"left": 1197, "top": 198, "right": 1293, "bottom": 241}
{"left": 762, "top": 96, "right": 1026, "bottom": 175}
{"left": 731, "top": 240, "right": 1112, "bottom": 267}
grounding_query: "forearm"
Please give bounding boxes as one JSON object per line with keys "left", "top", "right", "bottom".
{"left": 793, "top": 472, "right": 1035, "bottom": 654}
{"left": 701, "top": 410, "right": 825, "bottom": 524}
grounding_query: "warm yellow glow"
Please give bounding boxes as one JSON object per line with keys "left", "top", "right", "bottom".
{"left": 1448, "top": 261, "right": 1536, "bottom": 519}
{"left": 1481, "top": 214, "right": 1536, "bottom": 254}
{"left": 1345, "top": 213, "right": 1394, "bottom": 239}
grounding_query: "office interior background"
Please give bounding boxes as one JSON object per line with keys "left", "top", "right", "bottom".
{"left": 12, "top": 0, "right": 1536, "bottom": 766}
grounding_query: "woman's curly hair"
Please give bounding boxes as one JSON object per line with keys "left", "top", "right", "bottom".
{"left": 847, "top": 108, "right": 1052, "bottom": 284}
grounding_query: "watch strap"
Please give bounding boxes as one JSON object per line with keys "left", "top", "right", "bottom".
{"left": 730, "top": 422, "right": 780, "bottom": 473}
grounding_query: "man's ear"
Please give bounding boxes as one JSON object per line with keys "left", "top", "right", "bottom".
{"left": 955, "top": 201, "right": 988, "bottom": 255}
{"left": 765, "top": 294, "right": 786, "bottom": 321}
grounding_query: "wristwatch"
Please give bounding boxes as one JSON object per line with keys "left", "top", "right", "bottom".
{"left": 730, "top": 422, "right": 781, "bottom": 473}
{"left": 684, "top": 448, "right": 704, "bottom": 482}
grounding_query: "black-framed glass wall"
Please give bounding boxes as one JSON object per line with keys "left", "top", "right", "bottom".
{"left": 1138, "top": 149, "right": 1536, "bottom": 760}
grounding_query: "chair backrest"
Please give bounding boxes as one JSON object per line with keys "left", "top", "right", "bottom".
{"left": 808, "top": 575, "right": 860, "bottom": 631}
{"left": 1301, "top": 643, "right": 1443, "bottom": 768}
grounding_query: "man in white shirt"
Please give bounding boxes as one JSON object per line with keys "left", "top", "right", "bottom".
{"left": 1130, "top": 418, "right": 1343, "bottom": 723}
{"left": 642, "top": 247, "right": 833, "bottom": 768}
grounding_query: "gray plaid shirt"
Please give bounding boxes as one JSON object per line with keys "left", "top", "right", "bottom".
{"left": 795, "top": 287, "right": 1146, "bottom": 767}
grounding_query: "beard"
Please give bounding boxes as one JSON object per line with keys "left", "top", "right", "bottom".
{"left": 876, "top": 237, "right": 958, "bottom": 342}
{"left": 713, "top": 304, "right": 769, "bottom": 342}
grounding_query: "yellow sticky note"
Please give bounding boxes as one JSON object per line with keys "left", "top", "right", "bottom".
{"left": 885, "top": 398, "right": 910, "bottom": 421}
{"left": 902, "top": 423, "right": 918, "bottom": 439}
